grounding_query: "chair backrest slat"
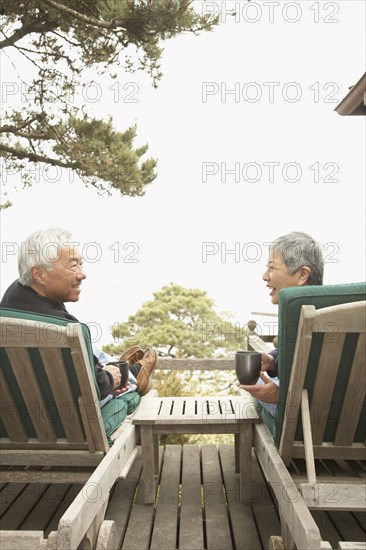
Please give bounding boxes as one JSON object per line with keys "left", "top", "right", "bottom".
{"left": 5, "top": 347, "right": 57, "bottom": 442}
{"left": 0, "top": 369, "right": 28, "bottom": 442}
{"left": 310, "top": 333, "right": 345, "bottom": 445}
{"left": 335, "top": 333, "right": 366, "bottom": 446}
{"left": 67, "top": 324, "right": 109, "bottom": 451}
{"left": 279, "top": 305, "right": 315, "bottom": 461}
{"left": 39, "top": 347, "right": 86, "bottom": 443}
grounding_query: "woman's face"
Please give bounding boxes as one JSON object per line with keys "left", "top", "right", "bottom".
{"left": 262, "top": 250, "right": 309, "bottom": 305}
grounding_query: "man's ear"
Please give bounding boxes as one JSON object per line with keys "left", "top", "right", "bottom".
{"left": 31, "top": 266, "right": 46, "bottom": 285}
{"left": 298, "top": 266, "right": 311, "bottom": 286}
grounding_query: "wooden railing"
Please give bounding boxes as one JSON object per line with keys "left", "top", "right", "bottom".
{"left": 155, "top": 322, "right": 276, "bottom": 370}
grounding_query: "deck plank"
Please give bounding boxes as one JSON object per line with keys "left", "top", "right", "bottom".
{"left": 105, "top": 448, "right": 142, "bottom": 548}
{"left": 121, "top": 449, "right": 162, "bottom": 550}
{"left": 250, "top": 448, "right": 282, "bottom": 548}
{"left": 179, "top": 445, "right": 204, "bottom": 550}
{"left": 219, "top": 445, "right": 262, "bottom": 550}
{"left": 202, "top": 445, "right": 233, "bottom": 550}
{"left": 150, "top": 445, "right": 181, "bottom": 549}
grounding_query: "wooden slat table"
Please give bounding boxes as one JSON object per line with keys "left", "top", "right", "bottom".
{"left": 132, "top": 395, "right": 259, "bottom": 503}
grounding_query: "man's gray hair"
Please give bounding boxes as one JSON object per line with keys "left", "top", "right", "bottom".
{"left": 18, "top": 227, "right": 75, "bottom": 285}
{"left": 270, "top": 231, "right": 324, "bottom": 285}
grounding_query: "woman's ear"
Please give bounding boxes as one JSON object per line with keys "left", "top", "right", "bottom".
{"left": 298, "top": 266, "right": 311, "bottom": 285}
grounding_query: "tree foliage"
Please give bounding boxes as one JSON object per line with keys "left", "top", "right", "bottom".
{"left": 104, "top": 282, "right": 244, "bottom": 358}
{"left": 0, "top": 0, "right": 218, "bottom": 206}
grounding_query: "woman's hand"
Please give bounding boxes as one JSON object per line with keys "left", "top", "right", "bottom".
{"left": 261, "top": 353, "right": 275, "bottom": 372}
{"left": 238, "top": 373, "right": 279, "bottom": 404}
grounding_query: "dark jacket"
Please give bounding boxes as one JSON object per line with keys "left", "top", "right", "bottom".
{"left": 268, "top": 349, "right": 278, "bottom": 378}
{"left": 0, "top": 280, "right": 114, "bottom": 399}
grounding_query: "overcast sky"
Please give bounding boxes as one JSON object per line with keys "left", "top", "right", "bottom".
{"left": 1, "top": 0, "right": 365, "bottom": 348}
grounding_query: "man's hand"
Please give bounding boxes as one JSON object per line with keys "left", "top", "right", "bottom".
{"left": 112, "top": 382, "right": 131, "bottom": 397}
{"left": 104, "top": 364, "right": 121, "bottom": 390}
{"left": 238, "top": 373, "right": 279, "bottom": 404}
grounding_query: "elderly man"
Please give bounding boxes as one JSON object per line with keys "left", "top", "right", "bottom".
{"left": 0, "top": 227, "right": 158, "bottom": 403}
{"left": 239, "top": 231, "right": 324, "bottom": 411}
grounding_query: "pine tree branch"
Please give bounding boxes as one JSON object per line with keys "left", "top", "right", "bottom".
{"left": 0, "top": 128, "right": 54, "bottom": 140}
{"left": 0, "top": 117, "right": 40, "bottom": 132}
{"left": 42, "top": 0, "right": 127, "bottom": 29}
{"left": 0, "top": 20, "right": 55, "bottom": 49}
{"left": 0, "top": 144, "right": 70, "bottom": 168}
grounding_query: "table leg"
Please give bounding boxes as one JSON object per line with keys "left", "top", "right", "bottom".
{"left": 140, "top": 425, "right": 156, "bottom": 504}
{"left": 234, "top": 433, "right": 239, "bottom": 473}
{"left": 153, "top": 434, "right": 159, "bottom": 474}
{"left": 239, "top": 423, "right": 253, "bottom": 503}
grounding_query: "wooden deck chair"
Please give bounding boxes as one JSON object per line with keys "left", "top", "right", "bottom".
{"left": 252, "top": 282, "right": 366, "bottom": 550}
{"left": 0, "top": 308, "right": 140, "bottom": 550}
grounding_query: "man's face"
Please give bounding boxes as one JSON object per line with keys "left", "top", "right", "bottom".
{"left": 33, "top": 246, "right": 86, "bottom": 303}
{"left": 262, "top": 250, "right": 308, "bottom": 305}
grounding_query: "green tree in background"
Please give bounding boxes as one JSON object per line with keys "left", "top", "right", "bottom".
{"left": 0, "top": 0, "right": 218, "bottom": 207}
{"left": 105, "top": 282, "right": 244, "bottom": 443}
{"left": 104, "top": 282, "right": 243, "bottom": 358}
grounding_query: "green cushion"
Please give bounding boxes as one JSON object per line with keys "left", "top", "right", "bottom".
{"left": 256, "top": 282, "right": 366, "bottom": 447}
{"left": 101, "top": 391, "right": 141, "bottom": 443}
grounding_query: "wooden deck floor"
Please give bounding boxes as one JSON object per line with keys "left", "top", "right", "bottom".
{"left": 1, "top": 444, "right": 365, "bottom": 549}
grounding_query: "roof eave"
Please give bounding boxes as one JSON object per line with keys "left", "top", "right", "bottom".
{"left": 334, "top": 72, "right": 366, "bottom": 116}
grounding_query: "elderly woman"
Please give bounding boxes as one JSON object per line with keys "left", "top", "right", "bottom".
{"left": 239, "top": 231, "right": 324, "bottom": 410}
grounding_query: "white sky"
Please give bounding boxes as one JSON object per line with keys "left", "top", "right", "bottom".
{"left": 1, "top": 0, "right": 365, "bottom": 347}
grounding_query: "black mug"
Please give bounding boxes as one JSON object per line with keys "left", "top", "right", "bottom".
{"left": 106, "top": 360, "right": 130, "bottom": 389}
{"left": 235, "top": 351, "right": 261, "bottom": 385}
